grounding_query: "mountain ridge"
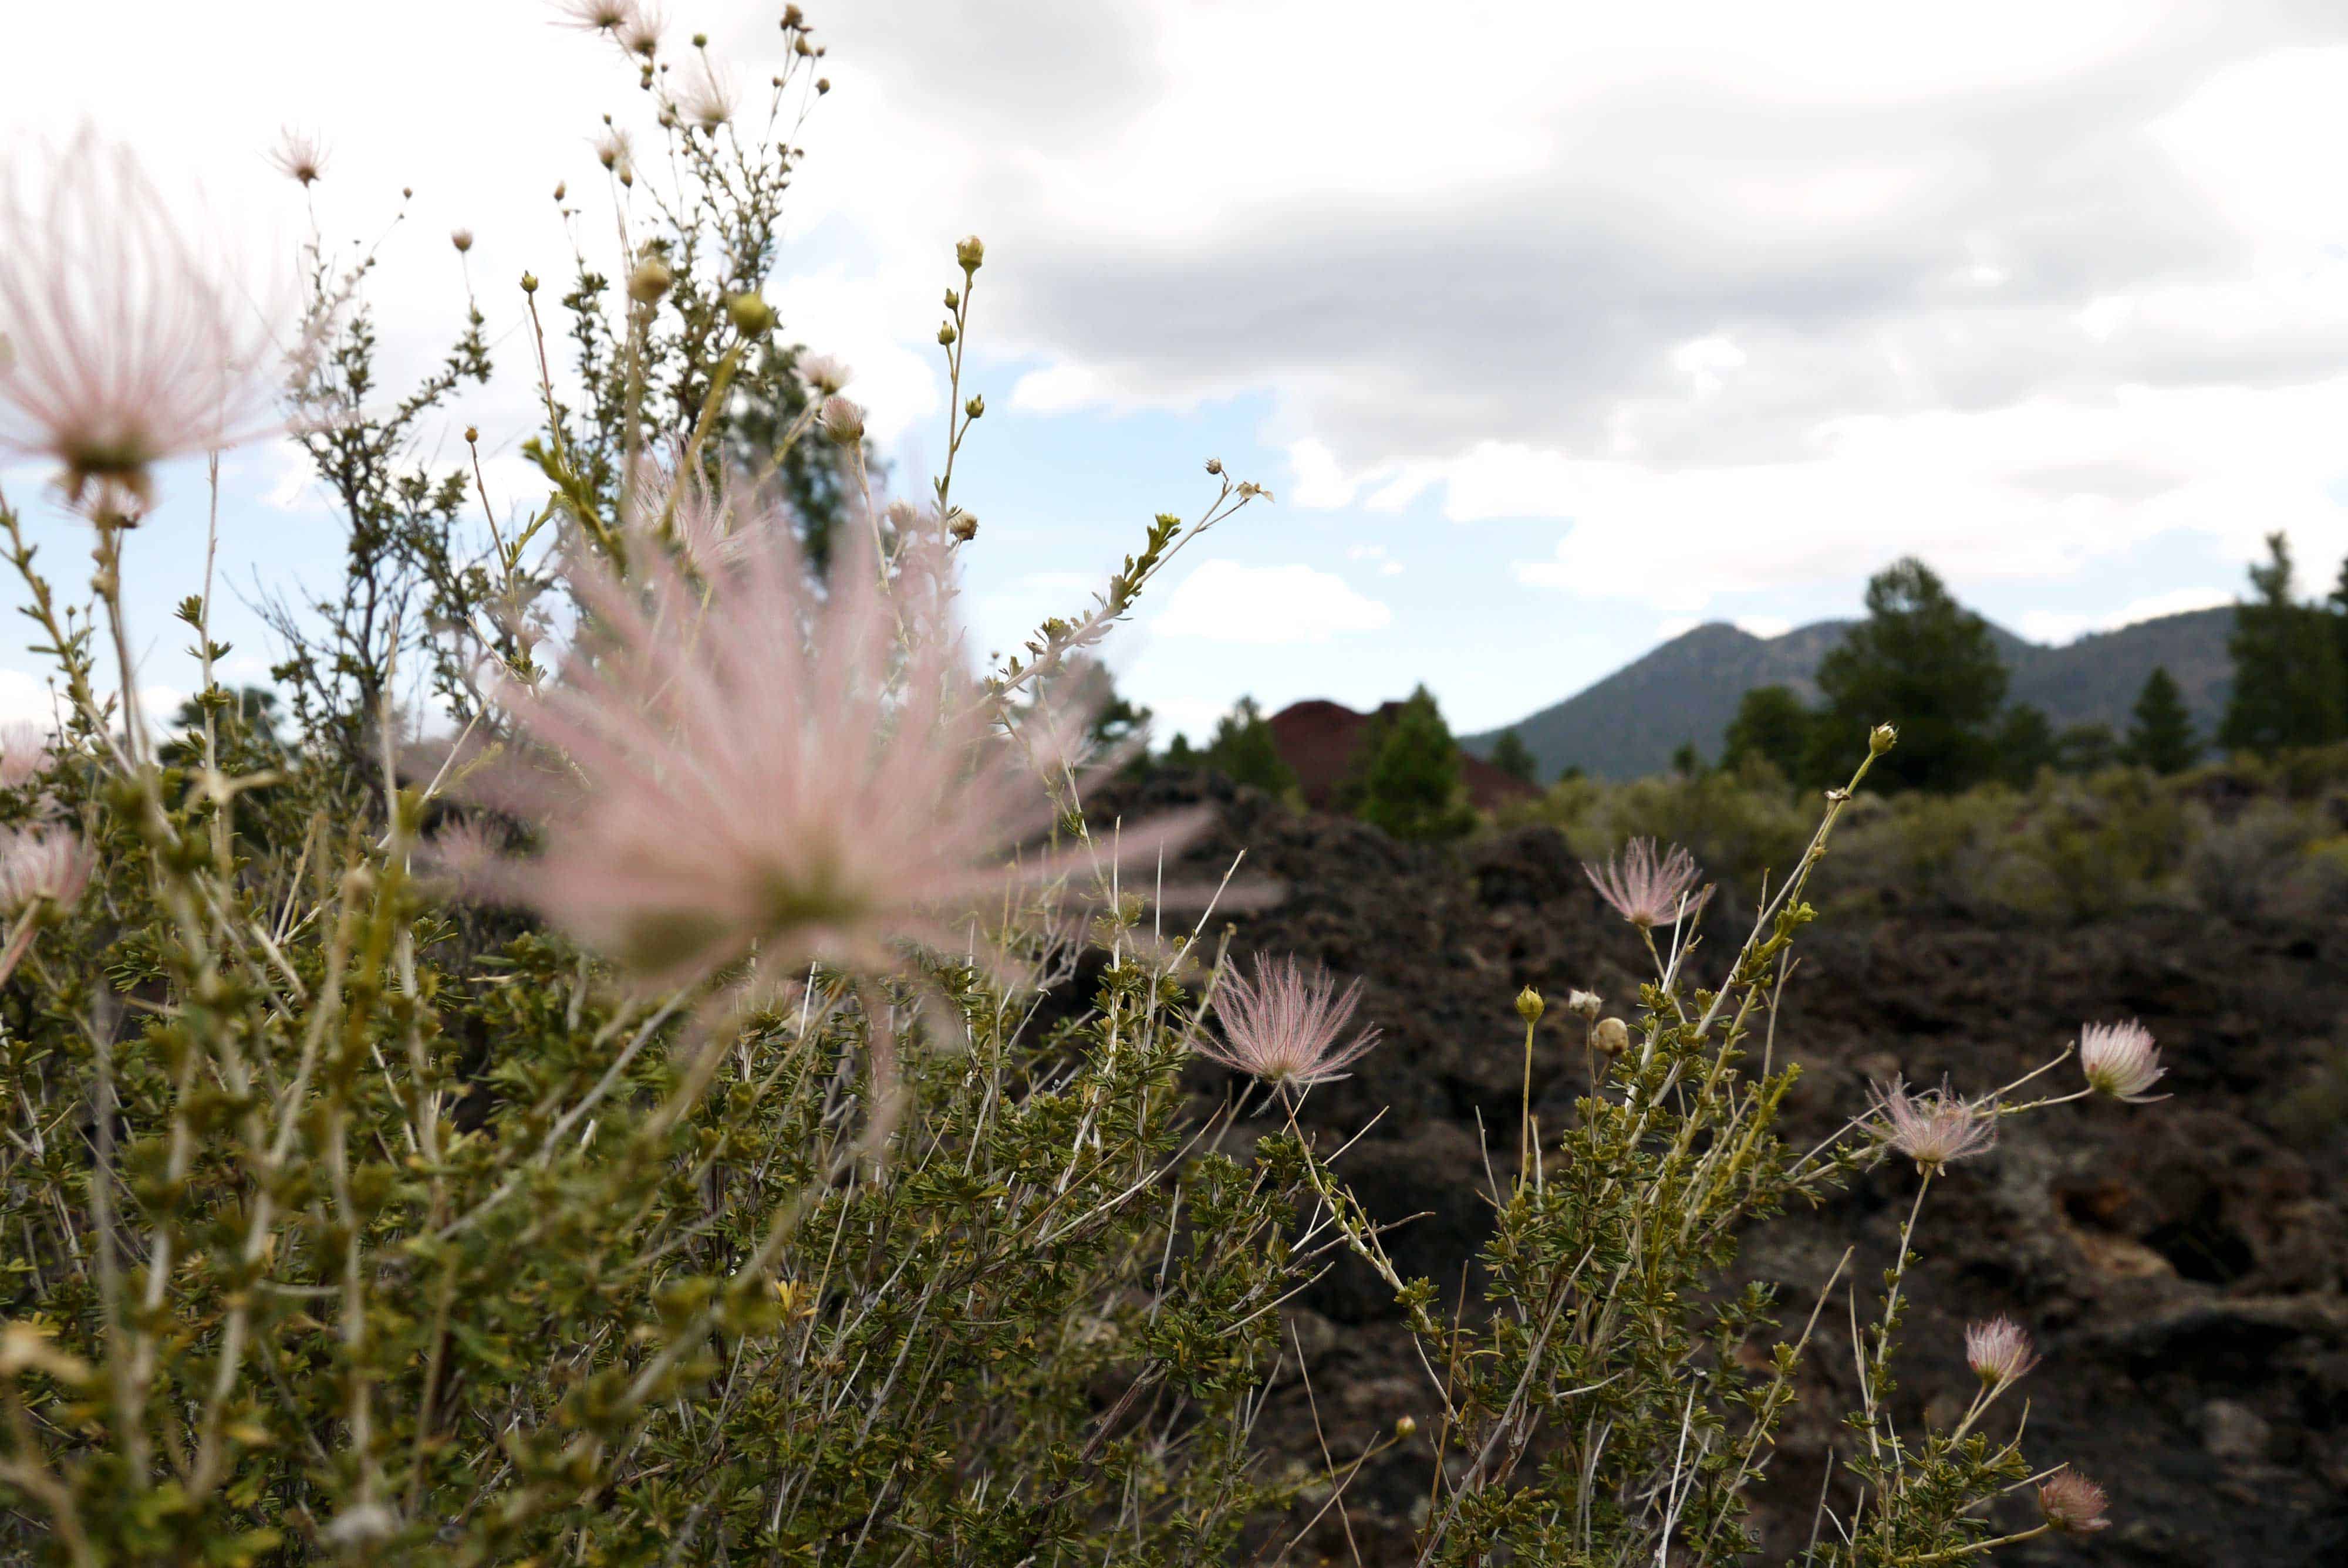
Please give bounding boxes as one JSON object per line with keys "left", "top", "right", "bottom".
{"left": 1464, "top": 606, "right": 2234, "bottom": 780}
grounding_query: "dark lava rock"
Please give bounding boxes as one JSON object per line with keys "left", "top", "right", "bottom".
{"left": 1107, "top": 771, "right": 2348, "bottom": 1566}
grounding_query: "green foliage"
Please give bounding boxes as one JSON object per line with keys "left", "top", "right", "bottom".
{"left": 1354, "top": 684, "right": 1476, "bottom": 843}
{"left": 1721, "top": 683, "right": 1814, "bottom": 781}
{"left": 2126, "top": 665, "right": 2198, "bottom": 774}
{"left": 1487, "top": 727, "right": 1539, "bottom": 783}
{"left": 2220, "top": 532, "right": 2347, "bottom": 756}
{"left": 1202, "top": 695, "right": 1298, "bottom": 795}
{"left": 1806, "top": 557, "right": 2009, "bottom": 792}
{"left": 2053, "top": 721, "right": 2120, "bottom": 774}
{"left": 1991, "top": 703, "right": 2054, "bottom": 789}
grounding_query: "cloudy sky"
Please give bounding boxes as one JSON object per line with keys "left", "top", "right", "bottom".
{"left": 8, "top": 0, "right": 2348, "bottom": 741}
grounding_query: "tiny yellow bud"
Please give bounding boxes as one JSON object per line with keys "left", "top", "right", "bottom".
{"left": 943, "top": 288, "right": 959, "bottom": 309}
{"left": 1869, "top": 722, "right": 1898, "bottom": 755}
{"left": 463, "top": 426, "right": 479, "bottom": 444}
{"left": 1394, "top": 1414, "right": 1418, "bottom": 1440}
{"left": 1514, "top": 986, "right": 1544, "bottom": 1024}
{"left": 937, "top": 322, "right": 957, "bottom": 346}
{"left": 519, "top": 272, "right": 539, "bottom": 294}
{"left": 955, "top": 234, "right": 985, "bottom": 272}
{"left": 964, "top": 393, "right": 984, "bottom": 418}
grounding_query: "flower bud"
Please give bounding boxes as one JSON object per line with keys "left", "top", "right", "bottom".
{"left": 1567, "top": 989, "right": 1603, "bottom": 1020}
{"left": 815, "top": 77, "right": 830, "bottom": 94}
{"left": 963, "top": 394, "right": 984, "bottom": 419}
{"left": 520, "top": 272, "right": 539, "bottom": 294}
{"left": 450, "top": 228, "right": 474, "bottom": 254}
{"left": 955, "top": 234, "right": 985, "bottom": 272}
{"left": 553, "top": 181, "right": 566, "bottom": 201}
{"left": 1515, "top": 986, "right": 1544, "bottom": 1024}
{"left": 944, "top": 288, "right": 959, "bottom": 309}
{"left": 628, "top": 258, "right": 674, "bottom": 305}
{"left": 691, "top": 30, "right": 707, "bottom": 46}
{"left": 1205, "top": 457, "right": 1223, "bottom": 475}
{"left": 1393, "top": 1414, "right": 1418, "bottom": 1440}
{"left": 1869, "top": 722, "right": 1898, "bottom": 755}
{"left": 1593, "top": 1017, "right": 1630, "bottom": 1056}
{"left": 949, "top": 510, "right": 978, "bottom": 543}
{"left": 727, "top": 292, "right": 778, "bottom": 337}
{"left": 818, "top": 396, "right": 865, "bottom": 445}
{"left": 463, "top": 426, "right": 479, "bottom": 444}
{"left": 937, "top": 322, "right": 957, "bottom": 346}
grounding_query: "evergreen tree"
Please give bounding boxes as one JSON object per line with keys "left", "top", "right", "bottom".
{"left": 2124, "top": 666, "right": 2198, "bottom": 775}
{"left": 1720, "top": 684, "right": 1813, "bottom": 782}
{"left": 1203, "top": 696, "right": 1297, "bottom": 795}
{"left": 1992, "top": 705, "right": 2055, "bottom": 788}
{"left": 1669, "top": 741, "right": 1703, "bottom": 778}
{"left": 2218, "top": 532, "right": 2346, "bottom": 756}
{"left": 1489, "top": 729, "right": 1539, "bottom": 783}
{"left": 1804, "top": 557, "right": 2009, "bottom": 792}
{"left": 2332, "top": 553, "right": 2348, "bottom": 722}
{"left": 2052, "top": 722, "right": 2119, "bottom": 774}
{"left": 1356, "top": 685, "right": 1476, "bottom": 843}
{"left": 1162, "top": 733, "right": 1199, "bottom": 768}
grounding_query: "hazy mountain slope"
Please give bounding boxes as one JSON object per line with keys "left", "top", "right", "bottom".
{"left": 1469, "top": 606, "right": 2232, "bottom": 780}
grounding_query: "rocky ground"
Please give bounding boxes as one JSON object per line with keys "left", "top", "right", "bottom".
{"left": 1111, "top": 770, "right": 2348, "bottom": 1566}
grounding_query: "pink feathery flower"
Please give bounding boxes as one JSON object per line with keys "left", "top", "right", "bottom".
{"left": 2079, "top": 1019, "right": 2165, "bottom": 1103}
{"left": 556, "top": 0, "right": 639, "bottom": 35}
{"left": 0, "top": 724, "right": 52, "bottom": 792}
{"left": 0, "top": 131, "right": 283, "bottom": 516}
{"left": 623, "top": 443, "right": 761, "bottom": 573}
{"left": 1583, "top": 837, "right": 1702, "bottom": 929}
{"left": 794, "top": 354, "right": 852, "bottom": 396}
{"left": 266, "top": 127, "right": 329, "bottom": 189}
{"left": 1193, "top": 955, "right": 1381, "bottom": 1094}
{"left": 474, "top": 517, "right": 1195, "bottom": 990}
{"left": 0, "top": 827, "right": 91, "bottom": 918}
{"left": 1963, "top": 1316, "right": 2038, "bottom": 1388}
{"left": 1869, "top": 1076, "right": 1998, "bottom": 1172}
{"left": 2036, "top": 1468, "right": 2110, "bottom": 1535}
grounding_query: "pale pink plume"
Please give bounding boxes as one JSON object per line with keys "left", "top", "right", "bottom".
{"left": 622, "top": 442, "right": 763, "bottom": 573}
{"left": 473, "top": 516, "right": 1197, "bottom": 991}
{"left": 0, "top": 724, "right": 53, "bottom": 792}
{"left": 1963, "top": 1316, "right": 2037, "bottom": 1388}
{"left": 1869, "top": 1076, "right": 1998, "bottom": 1172}
{"left": 2079, "top": 1019, "right": 2165, "bottom": 1103}
{"left": 0, "top": 827, "right": 91, "bottom": 918}
{"left": 0, "top": 131, "right": 283, "bottom": 516}
{"left": 1583, "top": 837, "right": 1702, "bottom": 929}
{"left": 1193, "top": 955, "right": 1381, "bottom": 1094}
{"left": 2036, "top": 1468, "right": 2110, "bottom": 1535}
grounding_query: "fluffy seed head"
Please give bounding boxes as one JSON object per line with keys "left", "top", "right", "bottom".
{"left": 2079, "top": 1019, "right": 2165, "bottom": 1102}
{"left": 266, "top": 127, "right": 329, "bottom": 188}
{"left": 1566, "top": 988, "right": 1603, "bottom": 1020}
{"left": 795, "top": 354, "right": 851, "bottom": 396}
{"left": 1964, "top": 1316, "right": 2037, "bottom": 1388}
{"left": 819, "top": 396, "right": 865, "bottom": 445}
{"left": 464, "top": 516, "right": 1193, "bottom": 990}
{"left": 2036, "top": 1468, "right": 2110, "bottom": 1535}
{"left": 557, "top": 0, "right": 639, "bottom": 35}
{"left": 1193, "top": 955, "right": 1381, "bottom": 1094}
{"left": 678, "top": 65, "right": 738, "bottom": 131}
{"left": 1583, "top": 837, "right": 1702, "bottom": 928}
{"left": 0, "top": 827, "right": 91, "bottom": 918}
{"left": 1870, "top": 1076, "right": 1998, "bottom": 1172}
{"left": 0, "top": 724, "right": 53, "bottom": 791}
{"left": 0, "top": 131, "right": 285, "bottom": 515}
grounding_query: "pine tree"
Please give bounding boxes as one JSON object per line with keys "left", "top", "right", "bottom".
{"left": 2332, "top": 553, "right": 2348, "bottom": 722}
{"left": 2218, "top": 533, "right": 2346, "bottom": 756}
{"left": 2052, "top": 722, "right": 2119, "bottom": 774}
{"left": 1489, "top": 729, "right": 1539, "bottom": 783}
{"left": 1356, "top": 685, "right": 1476, "bottom": 843}
{"left": 1992, "top": 704, "right": 2054, "bottom": 788}
{"left": 1720, "top": 684, "right": 1813, "bottom": 782}
{"left": 2124, "top": 666, "right": 2198, "bottom": 775}
{"left": 1203, "top": 697, "right": 1297, "bottom": 795}
{"left": 1804, "top": 557, "right": 2009, "bottom": 792}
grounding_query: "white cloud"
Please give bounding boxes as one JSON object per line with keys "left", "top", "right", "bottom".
{"left": 1153, "top": 559, "right": 1392, "bottom": 644}
{"left": 2016, "top": 585, "right": 2234, "bottom": 646}
{"left": 0, "top": 671, "right": 61, "bottom": 728}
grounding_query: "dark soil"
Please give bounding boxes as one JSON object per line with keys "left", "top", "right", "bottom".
{"left": 1112, "top": 769, "right": 2348, "bottom": 1566}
